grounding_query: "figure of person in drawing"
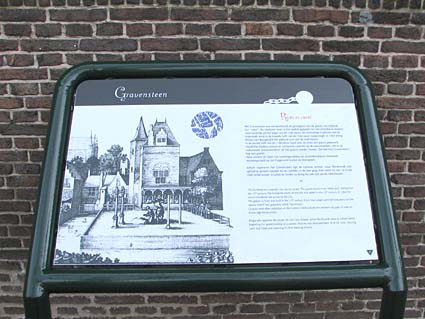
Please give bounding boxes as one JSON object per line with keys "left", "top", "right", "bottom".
{"left": 142, "top": 206, "right": 155, "bottom": 224}
{"left": 154, "top": 199, "right": 165, "bottom": 224}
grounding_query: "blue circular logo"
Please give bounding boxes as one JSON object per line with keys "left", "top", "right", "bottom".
{"left": 191, "top": 111, "right": 223, "bottom": 139}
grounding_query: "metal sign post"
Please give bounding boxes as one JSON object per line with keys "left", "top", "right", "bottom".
{"left": 24, "top": 62, "right": 406, "bottom": 319}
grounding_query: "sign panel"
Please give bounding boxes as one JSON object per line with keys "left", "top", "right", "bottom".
{"left": 53, "top": 77, "right": 378, "bottom": 266}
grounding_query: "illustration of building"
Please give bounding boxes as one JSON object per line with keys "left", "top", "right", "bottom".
{"left": 129, "top": 117, "right": 223, "bottom": 209}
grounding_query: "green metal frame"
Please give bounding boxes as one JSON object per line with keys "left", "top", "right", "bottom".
{"left": 24, "top": 62, "right": 407, "bottom": 319}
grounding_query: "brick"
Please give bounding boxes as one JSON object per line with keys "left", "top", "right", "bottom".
{"left": 391, "top": 174, "right": 425, "bottom": 186}
{"left": 240, "top": 304, "right": 264, "bottom": 313}
{"left": 81, "top": 306, "right": 107, "bottom": 315}
{"left": 0, "top": 112, "right": 10, "bottom": 123}
{"left": 0, "top": 137, "right": 12, "bottom": 149}
{"left": 66, "top": 24, "right": 93, "bottom": 37}
{"left": 323, "top": 40, "right": 378, "bottom": 52}
{"left": 15, "top": 163, "right": 40, "bottom": 175}
{"left": 156, "top": 23, "right": 183, "bottom": 36}
{"left": 30, "top": 151, "right": 45, "bottom": 162}
{"left": 395, "top": 26, "right": 422, "bottom": 39}
{"left": 215, "top": 53, "right": 242, "bottom": 59}
{"left": 293, "top": 9, "right": 349, "bottom": 23}
{"left": 409, "top": 163, "right": 425, "bottom": 173}
{"left": 0, "top": 201, "right": 31, "bottom": 212}
{"left": 245, "top": 23, "right": 273, "bottom": 36}
{"left": 307, "top": 25, "right": 334, "bottom": 37}
{"left": 148, "top": 295, "right": 197, "bottom": 304}
{"left": 96, "top": 23, "right": 123, "bottom": 36}
{"left": 10, "top": 84, "right": 38, "bottom": 96}
{"left": 50, "top": 296, "right": 91, "bottom": 304}
{"left": 0, "top": 189, "right": 13, "bottom": 200}
{"left": 110, "top": 306, "right": 131, "bottom": 315}
{"left": 215, "top": 23, "right": 241, "bottom": 36}
{"left": 0, "top": 261, "right": 21, "bottom": 271}
{"left": 5, "top": 55, "right": 34, "bottom": 67}
{"left": 410, "top": 135, "right": 425, "bottom": 147}
{"left": 16, "top": 189, "right": 38, "bottom": 200}
{"left": 141, "top": 38, "right": 197, "bottom": 51}
{"left": 125, "top": 53, "right": 152, "bottom": 61}
{"left": 50, "top": 8, "right": 107, "bottom": 21}
{"left": 80, "top": 39, "right": 137, "bottom": 51}
{"left": 274, "top": 54, "right": 302, "bottom": 61}
{"left": 305, "top": 290, "right": 354, "bottom": 302}
{"left": 185, "top": 24, "right": 212, "bottom": 35}
{"left": 94, "top": 295, "right": 145, "bottom": 304}
{"left": 154, "top": 53, "right": 180, "bottom": 61}
{"left": 111, "top": 8, "right": 168, "bottom": 20}
{"left": 96, "top": 54, "right": 122, "bottom": 62}
{"left": 364, "top": 69, "right": 406, "bottom": 82}
{"left": 57, "top": 307, "right": 78, "bottom": 315}
{"left": 0, "top": 40, "right": 18, "bottom": 51}
{"left": 304, "top": 54, "right": 331, "bottom": 61}
{"left": 0, "top": 164, "right": 13, "bottom": 175}
{"left": 411, "top": 12, "right": 425, "bottom": 24}
{"left": 135, "top": 306, "right": 158, "bottom": 314}
{"left": 363, "top": 55, "right": 388, "bottom": 68}
{"left": 367, "top": 27, "right": 392, "bottom": 39}
{"left": 384, "top": 136, "right": 408, "bottom": 148}
{"left": 49, "top": 68, "right": 68, "bottom": 80}
{"left": 0, "top": 239, "right": 21, "bottom": 248}
{"left": 231, "top": 9, "right": 289, "bottom": 21}
{"left": 0, "top": 9, "right": 45, "bottom": 21}
{"left": 160, "top": 306, "right": 183, "bottom": 314}
{"left": 187, "top": 305, "right": 209, "bottom": 315}
{"left": 21, "top": 40, "right": 78, "bottom": 52}
{"left": 382, "top": 41, "right": 425, "bottom": 54}
{"left": 388, "top": 84, "right": 413, "bottom": 95}
{"left": 171, "top": 8, "right": 227, "bottom": 20}
{"left": 202, "top": 38, "right": 260, "bottom": 51}
{"left": 399, "top": 123, "right": 425, "bottom": 134}
{"left": 378, "top": 97, "right": 425, "bottom": 109}
{"left": 263, "top": 39, "right": 319, "bottom": 51}
{"left": 4, "top": 24, "right": 32, "bottom": 37}
{"left": 409, "top": 71, "right": 425, "bottom": 82}
{"left": 245, "top": 53, "right": 271, "bottom": 60}
{"left": 202, "top": 293, "right": 251, "bottom": 304}
{"left": 387, "top": 150, "right": 421, "bottom": 161}
{"left": 387, "top": 110, "right": 412, "bottom": 122}
{"left": 410, "top": 0, "right": 421, "bottom": 8}
{"left": 25, "top": 97, "right": 52, "bottom": 109}
{"left": 212, "top": 304, "right": 236, "bottom": 314}
{"left": 0, "top": 214, "right": 19, "bottom": 224}
{"left": 392, "top": 55, "right": 418, "bottom": 68}
{"left": 366, "top": 11, "right": 409, "bottom": 24}
{"left": 415, "top": 110, "right": 425, "bottom": 121}
{"left": 339, "top": 26, "right": 363, "bottom": 37}
{"left": 0, "top": 98, "right": 24, "bottom": 109}
{"left": 37, "top": 53, "right": 63, "bottom": 66}
{"left": 276, "top": 23, "right": 303, "bottom": 36}
{"left": 66, "top": 54, "right": 93, "bottom": 65}
{"left": 333, "top": 54, "right": 361, "bottom": 66}
{"left": 35, "top": 24, "right": 62, "bottom": 37}
{"left": 183, "top": 53, "right": 211, "bottom": 60}
{"left": 126, "top": 24, "right": 153, "bottom": 37}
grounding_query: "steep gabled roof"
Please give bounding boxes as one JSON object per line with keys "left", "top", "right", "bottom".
{"left": 152, "top": 120, "right": 179, "bottom": 146}
{"left": 132, "top": 116, "right": 147, "bottom": 142}
{"left": 179, "top": 150, "right": 204, "bottom": 177}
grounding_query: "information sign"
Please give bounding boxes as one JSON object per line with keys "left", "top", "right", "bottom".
{"left": 24, "top": 62, "right": 406, "bottom": 319}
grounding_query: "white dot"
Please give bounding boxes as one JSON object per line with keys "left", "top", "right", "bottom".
{"left": 295, "top": 91, "right": 313, "bottom": 104}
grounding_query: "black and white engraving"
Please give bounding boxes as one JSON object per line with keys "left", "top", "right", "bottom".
{"left": 54, "top": 112, "right": 231, "bottom": 266}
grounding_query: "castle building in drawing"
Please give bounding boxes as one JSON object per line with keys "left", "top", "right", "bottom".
{"left": 128, "top": 117, "right": 223, "bottom": 210}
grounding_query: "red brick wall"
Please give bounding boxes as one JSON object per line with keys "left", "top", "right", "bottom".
{"left": 0, "top": 3, "right": 424, "bottom": 319}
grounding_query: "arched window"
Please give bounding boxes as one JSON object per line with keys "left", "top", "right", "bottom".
{"left": 153, "top": 163, "right": 169, "bottom": 184}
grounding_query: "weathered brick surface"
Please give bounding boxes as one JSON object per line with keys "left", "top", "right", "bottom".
{"left": 0, "top": 4, "right": 424, "bottom": 319}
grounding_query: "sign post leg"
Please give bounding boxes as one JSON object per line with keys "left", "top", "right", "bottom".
{"left": 24, "top": 291, "right": 51, "bottom": 319}
{"left": 380, "top": 288, "right": 407, "bottom": 319}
